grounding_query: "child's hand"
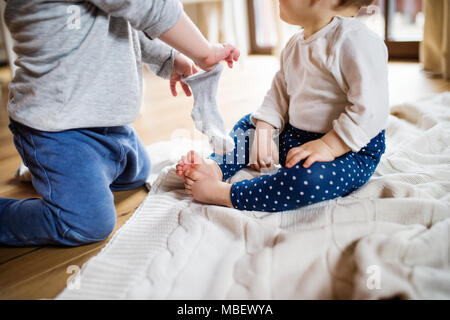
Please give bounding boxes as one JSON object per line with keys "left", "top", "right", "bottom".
{"left": 170, "top": 53, "right": 198, "bottom": 97}
{"left": 197, "top": 43, "right": 240, "bottom": 72}
{"left": 286, "top": 139, "right": 335, "bottom": 169}
{"left": 249, "top": 120, "right": 279, "bottom": 171}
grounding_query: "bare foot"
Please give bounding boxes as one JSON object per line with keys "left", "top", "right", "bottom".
{"left": 184, "top": 168, "right": 233, "bottom": 208}
{"left": 176, "top": 150, "right": 223, "bottom": 183}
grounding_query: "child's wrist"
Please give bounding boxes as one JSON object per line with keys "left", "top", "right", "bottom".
{"left": 193, "top": 43, "right": 214, "bottom": 69}
{"left": 320, "top": 129, "right": 351, "bottom": 158}
{"left": 319, "top": 139, "right": 337, "bottom": 157}
{"left": 255, "top": 120, "right": 275, "bottom": 130}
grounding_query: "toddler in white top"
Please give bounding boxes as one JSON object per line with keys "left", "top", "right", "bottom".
{"left": 177, "top": 0, "right": 389, "bottom": 212}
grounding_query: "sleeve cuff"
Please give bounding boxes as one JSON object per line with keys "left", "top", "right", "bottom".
{"left": 144, "top": 0, "right": 183, "bottom": 39}
{"left": 332, "top": 117, "right": 371, "bottom": 152}
{"left": 156, "top": 49, "right": 178, "bottom": 79}
{"left": 250, "top": 108, "right": 285, "bottom": 131}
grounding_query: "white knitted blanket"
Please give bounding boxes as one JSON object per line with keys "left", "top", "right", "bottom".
{"left": 57, "top": 93, "right": 450, "bottom": 300}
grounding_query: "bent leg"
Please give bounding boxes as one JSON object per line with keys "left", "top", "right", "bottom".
{"left": 110, "top": 125, "right": 151, "bottom": 191}
{"left": 0, "top": 121, "right": 120, "bottom": 246}
{"left": 230, "top": 129, "right": 386, "bottom": 212}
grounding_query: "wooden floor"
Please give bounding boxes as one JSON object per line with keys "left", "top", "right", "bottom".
{"left": 0, "top": 56, "right": 448, "bottom": 300}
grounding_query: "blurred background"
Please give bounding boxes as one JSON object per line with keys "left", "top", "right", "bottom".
{"left": 247, "top": 0, "right": 426, "bottom": 58}
{"left": 0, "top": 0, "right": 440, "bottom": 73}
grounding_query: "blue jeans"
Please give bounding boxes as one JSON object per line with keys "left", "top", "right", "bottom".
{"left": 0, "top": 118, "right": 150, "bottom": 246}
{"left": 210, "top": 114, "right": 386, "bottom": 212}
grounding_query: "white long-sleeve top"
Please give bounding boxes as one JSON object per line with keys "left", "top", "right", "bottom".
{"left": 251, "top": 16, "right": 390, "bottom": 152}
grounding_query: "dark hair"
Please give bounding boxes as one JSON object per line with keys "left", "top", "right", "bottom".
{"left": 338, "top": 0, "right": 376, "bottom": 8}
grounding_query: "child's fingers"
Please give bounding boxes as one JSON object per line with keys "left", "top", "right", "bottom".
{"left": 170, "top": 79, "right": 178, "bottom": 97}
{"left": 286, "top": 150, "right": 310, "bottom": 168}
{"left": 185, "top": 177, "right": 194, "bottom": 186}
{"left": 261, "top": 160, "right": 272, "bottom": 169}
{"left": 262, "top": 153, "right": 275, "bottom": 168}
{"left": 303, "top": 154, "right": 319, "bottom": 168}
{"left": 185, "top": 168, "right": 201, "bottom": 181}
{"left": 226, "top": 46, "right": 240, "bottom": 61}
{"left": 232, "top": 47, "right": 241, "bottom": 61}
{"left": 250, "top": 162, "right": 260, "bottom": 171}
{"left": 258, "top": 159, "right": 267, "bottom": 169}
{"left": 286, "top": 148, "right": 300, "bottom": 164}
{"left": 222, "top": 44, "right": 240, "bottom": 68}
{"left": 260, "top": 160, "right": 269, "bottom": 169}
{"left": 176, "top": 165, "right": 185, "bottom": 174}
{"left": 181, "top": 82, "right": 192, "bottom": 97}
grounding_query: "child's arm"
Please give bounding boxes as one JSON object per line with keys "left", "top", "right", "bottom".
{"left": 248, "top": 38, "right": 296, "bottom": 171}
{"left": 170, "top": 54, "right": 198, "bottom": 97}
{"left": 139, "top": 33, "right": 178, "bottom": 80}
{"left": 139, "top": 33, "right": 197, "bottom": 96}
{"left": 248, "top": 37, "right": 297, "bottom": 171}
{"left": 249, "top": 119, "right": 279, "bottom": 171}
{"left": 88, "top": 0, "right": 239, "bottom": 70}
{"left": 320, "top": 130, "right": 351, "bottom": 157}
{"left": 158, "top": 12, "right": 240, "bottom": 71}
{"left": 248, "top": 65, "right": 287, "bottom": 170}
{"left": 87, "top": 0, "right": 182, "bottom": 38}
{"left": 330, "top": 30, "right": 390, "bottom": 153}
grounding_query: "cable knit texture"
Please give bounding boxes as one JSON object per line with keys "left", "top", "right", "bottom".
{"left": 57, "top": 94, "right": 450, "bottom": 300}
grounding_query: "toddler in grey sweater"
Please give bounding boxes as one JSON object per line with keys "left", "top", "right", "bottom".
{"left": 0, "top": 0, "right": 239, "bottom": 246}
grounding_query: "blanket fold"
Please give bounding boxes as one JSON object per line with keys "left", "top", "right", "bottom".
{"left": 57, "top": 93, "right": 450, "bottom": 300}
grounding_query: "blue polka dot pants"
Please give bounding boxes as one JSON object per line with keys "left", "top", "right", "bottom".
{"left": 209, "top": 114, "right": 386, "bottom": 212}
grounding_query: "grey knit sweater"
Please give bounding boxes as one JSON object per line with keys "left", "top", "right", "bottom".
{"left": 4, "top": 0, "right": 182, "bottom": 131}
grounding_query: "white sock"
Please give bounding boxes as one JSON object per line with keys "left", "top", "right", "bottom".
{"left": 182, "top": 63, "right": 234, "bottom": 155}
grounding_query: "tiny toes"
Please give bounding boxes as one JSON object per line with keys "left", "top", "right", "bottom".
{"left": 185, "top": 170, "right": 199, "bottom": 181}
